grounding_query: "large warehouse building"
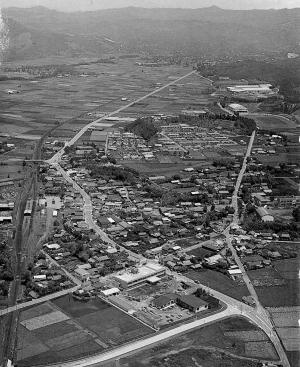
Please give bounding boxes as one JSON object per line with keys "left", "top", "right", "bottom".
{"left": 114, "top": 263, "right": 165, "bottom": 288}
{"left": 227, "top": 84, "right": 274, "bottom": 94}
{"left": 226, "top": 84, "right": 278, "bottom": 101}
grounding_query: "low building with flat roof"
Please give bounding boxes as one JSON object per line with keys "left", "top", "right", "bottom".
{"left": 100, "top": 288, "right": 120, "bottom": 297}
{"left": 114, "top": 262, "right": 165, "bottom": 289}
{"left": 151, "top": 294, "right": 177, "bottom": 310}
{"left": 177, "top": 295, "right": 208, "bottom": 313}
{"left": 228, "top": 103, "right": 248, "bottom": 114}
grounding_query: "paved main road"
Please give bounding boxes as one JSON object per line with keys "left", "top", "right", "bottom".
{"left": 48, "top": 70, "right": 196, "bottom": 165}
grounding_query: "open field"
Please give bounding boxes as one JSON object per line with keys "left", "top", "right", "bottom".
{"left": 111, "top": 317, "right": 278, "bottom": 367}
{"left": 0, "top": 163, "right": 24, "bottom": 180}
{"left": 249, "top": 114, "right": 298, "bottom": 130}
{"left": 267, "top": 306, "right": 300, "bottom": 366}
{"left": 124, "top": 160, "right": 212, "bottom": 176}
{"left": 248, "top": 268, "right": 285, "bottom": 287}
{"left": 1, "top": 60, "right": 215, "bottom": 166}
{"left": 15, "top": 295, "right": 153, "bottom": 366}
{"left": 257, "top": 152, "right": 300, "bottom": 165}
{"left": 249, "top": 245, "right": 300, "bottom": 307}
{"left": 254, "top": 282, "right": 300, "bottom": 307}
{"left": 287, "top": 351, "right": 300, "bottom": 367}
{"left": 0, "top": 60, "right": 191, "bottom": 139}
{"left": 186, "top": 270, "right": 249, "bottom": 302}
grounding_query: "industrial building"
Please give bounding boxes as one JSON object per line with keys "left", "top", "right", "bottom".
{"left": 227, "top": 84, "right": 277, "bottom": 101}
{"left": 227, "top": 84, "right": 274, "bottom": 94}
{"left": 114, "top": 262, "right": 165, "bottom": 289}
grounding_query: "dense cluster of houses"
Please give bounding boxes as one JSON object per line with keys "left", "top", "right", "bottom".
{"left": 106, "top": 122, "right": 242, "bottom": 162}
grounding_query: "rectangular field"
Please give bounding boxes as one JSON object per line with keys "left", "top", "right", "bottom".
{"left": 186, "top": 269, "right": 249, "bottom": 301}
{"left": 17, "top": 295, "right": 153, "bottom": 367}
{"left": 21, "top": 311, "right": 70, "bottom": 330}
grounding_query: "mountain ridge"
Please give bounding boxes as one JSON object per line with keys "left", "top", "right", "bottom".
{"left": 2, "top": 6, "right": 300, "bottom": 62}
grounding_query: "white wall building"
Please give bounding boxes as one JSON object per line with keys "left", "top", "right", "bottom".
{"left": 114, "top": 263, "right": 165, "bottom": 289}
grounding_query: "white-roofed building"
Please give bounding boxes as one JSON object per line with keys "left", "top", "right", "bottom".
{"left": 114, "top": 262, "right": 165, "bottom": 289}
{"left": 228, "top": 103, "right": 248, "bottom": 114}
{"left": 100, "top": 288, "right": 120, "bottom": 297}
{"left": 256, "top": 207, "right": 274, "bottom": 222}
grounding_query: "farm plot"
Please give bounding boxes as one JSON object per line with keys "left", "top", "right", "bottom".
{"left": 186, "top": 269, "right": 249, "bottom": 301}
{"left": 224, "top": 330, "right": 268, "bottom": 341}
{"left": 245, "top": 341, "right": 278, "bottom": 359}
{"left": 21, "top": 311, "right": 69, "bottom": 330}
{"left": 117, "top": 316, "right": 278, "bottom": 367}
{"left": 268, "top": 307, "right": 300, "bottom": 328}
{"left": 46, "top": 330, "right": 92, "bottom": 351}
{"left": 274, "top": 258, "right": 299, "bottom": 280}
{"left": 251, "top": 115, "right": 298, "bottom": 130}
{"left": 16, "top": 294, "right": 153, "bottom": 367}
{"left": 255, "top": 282, "right": 300, "bottom": 307}
{"left": 19, "top": 302, "right": 54, "bottom": 321}
{"left": 52, "top": 294, "right": 111, "bottom": 317}
{"left": 77, "top": 306, "right": 152, "bottom": 346}
{"left": 267, "top": 305, "right": 300, "bottom": 361}
{"left": 248, "top": 268, "right": 285, "bottom": 287}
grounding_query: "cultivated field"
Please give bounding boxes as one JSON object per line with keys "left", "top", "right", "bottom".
{"left": 16, "top": 295, "right": 153, "bottom": 366}
{"left": 186, "top": 269, "right": 249, "bottom": 301}
{"left": 250, "top": 245, "right": 300, "bottom": 308}
{"left": 250, "top": 114, "right": 298, "bottom": 130}
{"left": 114, "top": 317, "right": 278, "bottom": 367}
{"left": 267, "top": 306, "right": 300, "bottom": 367}
{"left": 0, "top": 60, "right": 190, "bottom": 139}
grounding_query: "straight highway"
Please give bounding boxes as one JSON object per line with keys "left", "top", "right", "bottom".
{"left": 48, "top": 70, "right": 196, "bottom": 165}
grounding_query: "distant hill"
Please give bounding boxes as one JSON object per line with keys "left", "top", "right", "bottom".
{"left": 2, "top": 6, "right": 300, "bottom": 61}
{"left": 199, "top": 59, "right": 300, "bottom": 103}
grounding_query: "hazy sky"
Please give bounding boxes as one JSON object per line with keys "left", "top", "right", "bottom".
{"left": 0, "top": 0, "right": 299, "bottom": 11}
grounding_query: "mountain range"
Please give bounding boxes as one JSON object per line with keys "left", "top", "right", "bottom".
{"left": 2, "top": 6, "right": 300, "bottom": 62}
